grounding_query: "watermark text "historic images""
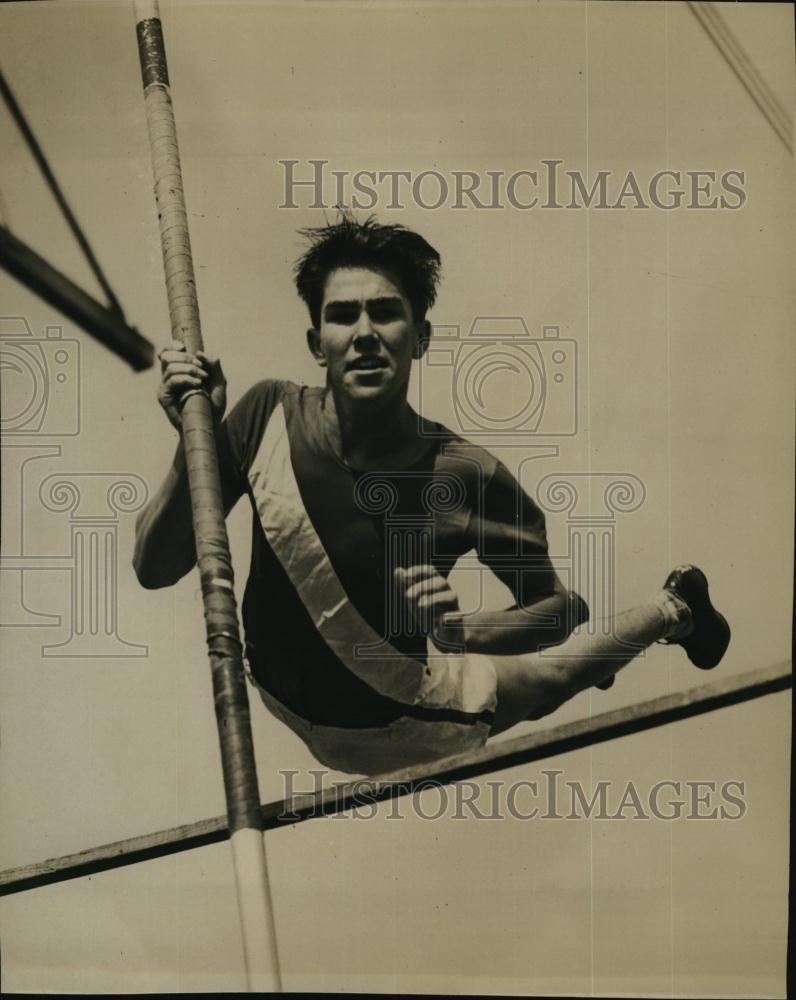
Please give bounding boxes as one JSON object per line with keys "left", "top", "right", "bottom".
{"left": 278, "top": 769, "right": 748, "bottom": 822}
{"left": 278, "top": 160, "right": 747, "bottom": 212}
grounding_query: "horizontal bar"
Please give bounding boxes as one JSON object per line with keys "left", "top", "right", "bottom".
{"left": 1, "top": 661, "right": 790, "bottom": 896}
{"left": 0, "top": 225, "right": 154, "bottom": 371}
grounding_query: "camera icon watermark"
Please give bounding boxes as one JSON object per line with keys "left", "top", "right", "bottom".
{"left": 0, "top": 316, "right": 80, "bottom": 436}
{"left": 417, "top": 318, "right": 577, "bottom": 441}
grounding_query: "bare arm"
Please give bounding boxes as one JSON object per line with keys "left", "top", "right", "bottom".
{"left": 133, "top": 341, "right": 240, "bottom": 589}
{"left": 450, "top": 458, "right": 584, "bottom": 655}
{"left": 134, "top": 443, "right": 195, "bottom": 588}
{"left": 459, "top": 582, "right": 585, "bottom": 655}
{"left": 398, "top": 566, "right": 584, "bottom": 656}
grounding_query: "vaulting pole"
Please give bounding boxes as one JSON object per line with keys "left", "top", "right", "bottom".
{"left": 132, "top": 2, "right": 281, "bottom": 990}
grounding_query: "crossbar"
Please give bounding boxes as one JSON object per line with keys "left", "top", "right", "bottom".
{"left": 1, "top": 660, "right": 790, "bottom": 897}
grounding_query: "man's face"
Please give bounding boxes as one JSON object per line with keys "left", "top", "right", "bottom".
{"left": 308, "top": 267, "right": 428, "bottom": 405}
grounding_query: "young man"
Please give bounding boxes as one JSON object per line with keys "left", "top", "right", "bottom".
{"left": 134, "top": 217, "right": 730, "bottom": 776}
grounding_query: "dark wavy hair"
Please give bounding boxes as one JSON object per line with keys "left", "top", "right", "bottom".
{"left": 294, "top": 215, "right": 442, "bottom": 327}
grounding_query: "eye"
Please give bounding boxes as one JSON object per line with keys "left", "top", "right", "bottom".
{"left": 325, "top": 304, "right": 360, "bottom": 325}
{"left": 368, "top": 302, "right": 403, "bottom": 323}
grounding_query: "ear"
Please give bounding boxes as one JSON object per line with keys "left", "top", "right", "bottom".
{"left": 306, "top": 327, "right": 326, "bottom": 367}
{"left": 412, "top": 320, "right": 431, "bottom": 360}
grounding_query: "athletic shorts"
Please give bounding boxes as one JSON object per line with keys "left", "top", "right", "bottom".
{"left": 250, "top": 647, "right": 498, "bottom": 777}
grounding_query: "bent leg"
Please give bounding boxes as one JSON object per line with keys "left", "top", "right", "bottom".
{"left": 490, "top": 601, "right": 667, "bottom": 735}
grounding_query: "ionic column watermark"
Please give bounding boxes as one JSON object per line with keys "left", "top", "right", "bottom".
{"left": 536, "top": 472, "right": 646, "bottom": 648}
{"left": 36, "top": 473, "right": 149, "bottom": 657}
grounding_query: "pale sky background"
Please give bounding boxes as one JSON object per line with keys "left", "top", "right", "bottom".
{"left": 0, "top": 0, "right": 793, "bottom": 994}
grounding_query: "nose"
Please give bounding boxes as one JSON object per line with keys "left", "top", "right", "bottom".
{"left": 353, "top": 308, "right": 377, "bottom": 343}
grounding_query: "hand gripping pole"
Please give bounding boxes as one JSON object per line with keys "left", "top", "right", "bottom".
{"left": 133, "top": 1, "right": 281, "bottom": 989}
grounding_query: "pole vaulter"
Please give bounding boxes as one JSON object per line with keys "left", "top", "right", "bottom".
{"left": 132, "top": 2, "right": 281, "bottom": 990}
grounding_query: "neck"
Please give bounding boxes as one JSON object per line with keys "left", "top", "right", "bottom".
{"left": 323, "top": 386, "right": 420, "bottom": 470}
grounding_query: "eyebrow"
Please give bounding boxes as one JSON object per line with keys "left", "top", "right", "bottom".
{"left": 322, "top": 296, "right": 406, "bottom": 319}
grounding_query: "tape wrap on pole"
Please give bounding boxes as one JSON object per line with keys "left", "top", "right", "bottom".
{"left": 133, "top": 3, "right": 281, "bottom": 990}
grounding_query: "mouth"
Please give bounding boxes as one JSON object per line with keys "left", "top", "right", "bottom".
{"left": 346, "top": 355, "right": 389, "bottom": 372}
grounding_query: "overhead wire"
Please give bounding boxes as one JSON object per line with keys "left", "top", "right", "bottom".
{"left": 0, "top": 68, "right": 130, "bottom": 315}
{"left": 686, "top": 1, "right": 793, "bottom": 154}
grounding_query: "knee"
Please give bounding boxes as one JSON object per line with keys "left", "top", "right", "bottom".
{"left": 533, "top": 661, "right": 581, "bottom": 705}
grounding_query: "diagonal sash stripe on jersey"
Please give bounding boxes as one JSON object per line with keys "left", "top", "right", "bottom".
{"left": 247, "top": 404, "right": 497, "bottom": 720}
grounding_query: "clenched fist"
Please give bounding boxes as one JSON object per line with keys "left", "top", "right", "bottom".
{"left": 394, "top": 564, "right": 465, "bottom": 653}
